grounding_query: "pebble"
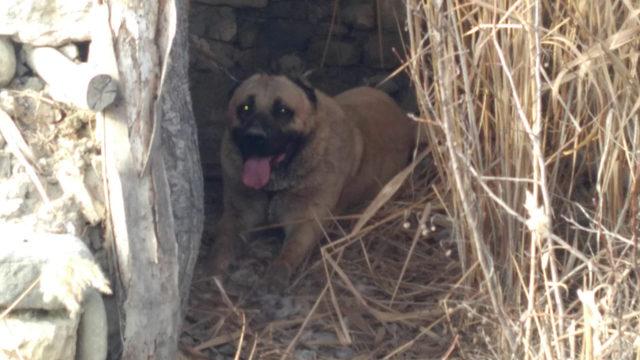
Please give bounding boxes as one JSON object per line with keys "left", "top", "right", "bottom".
{"left": 295, "top": 349, "right": 317, "bottom": 360}
{"left": 0, "top": 37, "right": 16, "bottom": 87}
{"left": 19, "top": 76, "right": 45, "bottom": 92}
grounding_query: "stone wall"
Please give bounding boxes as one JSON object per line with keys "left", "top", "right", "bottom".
{"left": 188, "top": 0, "right": 414, "bottom": 226}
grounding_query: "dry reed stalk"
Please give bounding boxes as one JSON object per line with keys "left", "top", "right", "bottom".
{"left": 405, "top": 0, "right": 640, "bottom": 358}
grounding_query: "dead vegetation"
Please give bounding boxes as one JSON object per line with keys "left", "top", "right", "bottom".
{"left": 405, "top": 0, "right": 640, "bottom": 358}
{"left": 182, "top": 1, "right": 640, "bottom": 359}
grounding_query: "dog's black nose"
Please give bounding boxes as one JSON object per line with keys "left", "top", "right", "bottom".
{"left": 244, "top": 132, "right": 267, "bottom": 149}
{"left": 231, "top": 126, "right": 271, "bottom": 158}
{"left": 244, "top": 126, "right": 267, "bottom": 139}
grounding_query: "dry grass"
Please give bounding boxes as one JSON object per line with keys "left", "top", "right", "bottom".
{"left": 183, "top": 158, "right": 459, "bottom": 359}
{"left": 183, "top": 1, "right": 640, "bottom": 359}
{"left": 403, "top": 0, "right": 640, "bottom": 358}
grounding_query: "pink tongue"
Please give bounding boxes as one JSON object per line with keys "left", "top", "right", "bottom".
{"left": 242, "top": 157, "right": 272, "bottom": 189}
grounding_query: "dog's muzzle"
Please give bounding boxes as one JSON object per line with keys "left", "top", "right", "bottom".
{"left": 230, "top": 120, "right": 306, "bottom": 189}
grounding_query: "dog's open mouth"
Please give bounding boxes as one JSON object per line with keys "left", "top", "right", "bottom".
{"left": 241, "top": 142, "right": 300, "bottom": 190}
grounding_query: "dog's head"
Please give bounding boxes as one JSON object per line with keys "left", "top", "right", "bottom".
{"left": 227, "top": 74, "right": 318, "bottom": 190}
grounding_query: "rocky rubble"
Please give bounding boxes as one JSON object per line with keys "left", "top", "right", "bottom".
{"left": 0, "top": 2, "right": 111, "bottom": 359}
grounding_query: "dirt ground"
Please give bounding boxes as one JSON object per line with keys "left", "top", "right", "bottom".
{"left": 179, "top": 157, "right": 463, "bottom": 359}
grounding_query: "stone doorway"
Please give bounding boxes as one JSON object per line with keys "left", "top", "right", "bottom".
{"left": 188, "top": 0, "right": 415, "bottom": 232}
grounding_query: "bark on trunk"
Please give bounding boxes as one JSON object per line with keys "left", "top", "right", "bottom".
{"left": 98, "top": 0, "right": 203, "bottom": 357}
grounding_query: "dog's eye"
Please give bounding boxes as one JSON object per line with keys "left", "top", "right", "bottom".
{"left": 237, "top": 103, "right": 253, "bottom": 118}
{"left": 274, "top": 105, "right": 293, "bottom": 118}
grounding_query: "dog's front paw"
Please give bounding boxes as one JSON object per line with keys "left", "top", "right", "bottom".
{"left": 263, "top": 262, "right": 292, "bottom": 293}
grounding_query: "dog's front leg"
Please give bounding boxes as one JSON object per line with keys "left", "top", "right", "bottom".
{"left": 207, "top": 187, "right": 268, "bottom": 277}
{"left": 266, "top": 189, "right": 339, "bottom": 291}
{"left": 267, "top": 219, "right": 325, "bottom": 290}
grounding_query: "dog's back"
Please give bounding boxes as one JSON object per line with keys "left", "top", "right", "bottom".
{"left": 334, "top": 87, "right": 416, "bottom": 210}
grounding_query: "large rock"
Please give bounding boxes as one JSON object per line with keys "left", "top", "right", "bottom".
{"left": 0, "top": 37, "right": 16, "bottom": 87}
{"left": 195, "top": 0, "right": 268, "bottom": 7}
{"left": 272, "top": 53, "right": 305, "bottom": 77}
{"left": 0, "top": 226, "right": 111, "bottom": 360}
{"left": 237, "top": 20, "right": 261, "bottom": 49}
{"left": 0, "top": 226, "right": 111, "bottom": 314}
{"left": 0, "top": 0, "right": 93, "bottom": 46}
{"left": 190, "top": 5, "right": 237, "bottom": 42}
{"left": 308, "top": 40, "right": 361, "bottom": 66}
{"left": 190, "top": 37, "right": 238, "bottom": 70}
{"left": 0, "top": 311, "right": 79, "bottom": 360}
{"left": 342, "top": 4, "right": 375, "bottom": 30}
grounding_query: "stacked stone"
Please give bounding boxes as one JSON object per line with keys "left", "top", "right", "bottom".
{"left": 190, "top": 0, "right": 407, "bottom": 88}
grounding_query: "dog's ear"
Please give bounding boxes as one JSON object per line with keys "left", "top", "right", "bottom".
{"left": 288, "top": 76, "right": 317, "bottom": 109}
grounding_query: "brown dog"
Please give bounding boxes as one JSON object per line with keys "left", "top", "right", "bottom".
{"left": 208, "top": 74, "right": 416, "bottom": 289}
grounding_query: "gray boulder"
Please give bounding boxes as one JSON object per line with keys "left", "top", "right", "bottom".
{"left": 0, "top": 0, "right": 93, "bottom": 46}
{"left": 0, "top": 226, "right": 111, "bottom": 360}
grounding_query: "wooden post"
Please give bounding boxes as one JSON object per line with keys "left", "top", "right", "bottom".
{"left": 95, "top": 0, "right": 204, "bottom": 357}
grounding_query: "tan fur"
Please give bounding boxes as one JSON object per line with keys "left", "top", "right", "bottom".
{"left": 208, "top": 74, "right": 416, "bottom": 289}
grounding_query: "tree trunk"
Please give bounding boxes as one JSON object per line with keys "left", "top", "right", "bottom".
{"left": 98, "top": 0, "right": 203, "bottom": 357}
